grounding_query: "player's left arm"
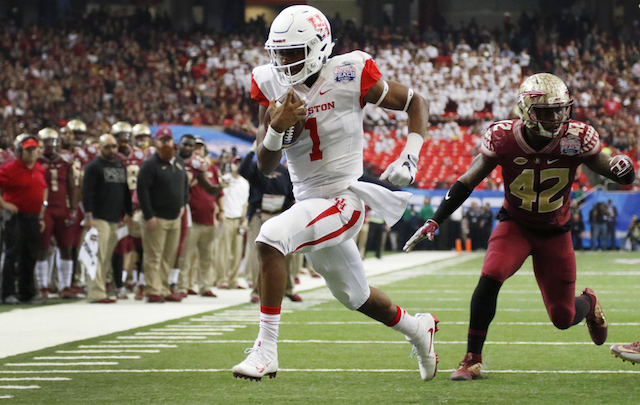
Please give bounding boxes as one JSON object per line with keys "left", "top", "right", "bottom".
{"left": 584, "top": 152, "right": 636, "bottom": 185}
{"left": 363, "top": 80, "right": 430, "bottom": 187}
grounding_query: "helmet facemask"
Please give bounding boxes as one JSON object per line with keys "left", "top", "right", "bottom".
{"left": 265, "top": 5, "right": 334, "bottom": 87}
{"left": 517, "top": 73, "right": 573, "bottom": 139}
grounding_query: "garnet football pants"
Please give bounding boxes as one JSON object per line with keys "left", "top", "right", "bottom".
{"left": 481, "top": 220, "right": 577, "bottom": 329}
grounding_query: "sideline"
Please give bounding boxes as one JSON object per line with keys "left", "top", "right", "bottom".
{"left": 0, "top": 251, "right": 463, "bottom": 359}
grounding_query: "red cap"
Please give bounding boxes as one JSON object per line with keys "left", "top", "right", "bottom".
{"left": 21, "top": 138, "right": 38, "bottom": 148}
{"left": 231, "top": 156, "right": 241, "bottom": 164}
{"left": 155, "top": 126, "right": 173, "bottom": 139}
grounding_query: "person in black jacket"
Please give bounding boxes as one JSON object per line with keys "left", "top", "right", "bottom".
{"left": 82, "top": 134, "right": 132, "bottom": 303}
{"left": 136, "top": 127, "right": 188, "bottom": 303}
{"left": 238, "top": 145, "right": 301, "bottom": 303}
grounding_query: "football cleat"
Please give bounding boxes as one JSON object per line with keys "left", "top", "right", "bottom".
{"left": 610, "top": 341, "right": 640, "bottom": 364}
{"left": 232, "top": 347, "right": 278, "bottom": 381}
{"left": 407, "top": 313, "right": 438, "bottom": 381}
{"left": 583, "top": 288, "right": 608, "bottom": 345}
{"left": 451, "top": 352, "right": 483, "bottom": 381}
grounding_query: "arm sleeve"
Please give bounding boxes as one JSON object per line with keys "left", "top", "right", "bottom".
{"left": 123, "top": 177, "right": 133, "bottom": 216}
{"left": 81, "top": 162, "right": 99, "bottom": 214}
{"left": 238, "top": 151, "right": 256, "bottom": 180}
{"left": 360, "top": 57, "right": 382, "bottom": 107}
{"left": 432, "top": 181, "right": 473, "bottom": 225}
{"left": 136, "top": 162, "right": 155, "bottom": 220}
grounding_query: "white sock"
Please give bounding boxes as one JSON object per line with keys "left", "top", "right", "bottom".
{"left": 35, "top": 261, "right": 49, "bottom": 290}
{"left": 389, "top": 307, "right": 420, "bottom": 339}
{"left": 137, "top": 273, "right": 145, "bottom": 286}
{"left": 169, "top": 268, "right": 180, "bottom": 285}
{"left": 122, "top": 270, "right": 128, "bottom": 283}
{"left": 47, "top": 252, "right": 56, "bottom": 287}
{"left": 57, "top": 259, "right": 74, "bottom": 291}
{"left": 255, "top": 312, "right": 280, "bottom": 357}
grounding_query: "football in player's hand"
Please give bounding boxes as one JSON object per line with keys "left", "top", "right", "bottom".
{"left": 265, "top": 92, "right": 306, "bottom": 148}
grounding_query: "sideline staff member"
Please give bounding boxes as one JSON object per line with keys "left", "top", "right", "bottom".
{"left": 0, "top": 134, "right": 48, "bottom": 304}
{"left": 83, "top": 134, "right": 132, "bottom": 303}
{"left": 137, "top": 127, "right": 188, "bottom": 303}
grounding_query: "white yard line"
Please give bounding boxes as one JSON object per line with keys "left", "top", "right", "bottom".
{"left": 116, "top": 336, "right": 206, "bottom": 340}
{"left": 6, "top": 362, "right": 118, "bottom": 366}
{"left": 34, "top": 356, "right": 140, "bottom": 360}
{"left": 0, "top": 368, "right": 638, "bottom": 375}
{"left": 0, "top": 385, "right": 40, "bottom": 389}
{"left": 78, "top": 345, "right": 176, "bottom": 348}
{"left": 57, "top": 350, "right": 159, "bottom": 354}
{"left": 96, "top": 339, "right": 608, "bottom": 346}
{"left": 0, "top": 378, "right": 70, "bottom": 381}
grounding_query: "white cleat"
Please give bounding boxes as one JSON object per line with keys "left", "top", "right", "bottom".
{"left": 232, "top": 347, "right": 278, "bottom": 381}
{"left": 407, "top": 313, "right": 439, "bottom": 381}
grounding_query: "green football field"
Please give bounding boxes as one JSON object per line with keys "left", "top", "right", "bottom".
{"left": 1, "top": 251, "right": 639, "bottom": 404}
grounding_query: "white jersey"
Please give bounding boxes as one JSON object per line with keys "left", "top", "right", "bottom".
{"left": 251, "top": 51, "right": 382, "bottom": 201}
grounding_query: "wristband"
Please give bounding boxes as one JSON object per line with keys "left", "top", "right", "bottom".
{"left": 263, "top": 125, "right": 284, "bottom": 152}
{"left": 403, "top": 132, "right": 424, "bottom": 157}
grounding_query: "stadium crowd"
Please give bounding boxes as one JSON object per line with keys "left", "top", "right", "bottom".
{"left": 1, "top": 7, "right": 640, "bottom": 304}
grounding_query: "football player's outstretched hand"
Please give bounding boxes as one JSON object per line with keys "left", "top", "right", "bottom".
{"left": 380, "top": 153, "right": 418, "bottom": 186}
{"left": 403, "top": 219, "right": 438, "bottom": 252}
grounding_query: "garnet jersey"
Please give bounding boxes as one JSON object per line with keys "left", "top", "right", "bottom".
{"left": 38, "top": 153, "right": 73, "bottom": 213}
{"left": 480, "top": 119, "right": 601, "bottom": 231}
{"left": 72, "top": 146, "right": 91, "bottom": 187}
{"left": 251, "top": 51, "right": 381, "bottom": 201}
{"left": 184, "top": 156, "right": 222, "bottom": 226}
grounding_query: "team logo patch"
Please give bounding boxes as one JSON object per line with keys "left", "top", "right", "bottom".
{"left": 513, "top": 157, "right": 528, "bottom": 165}
{"left": 560, "top": 135, "right": 581, "bottom": 156}
{"left": 334, "top": 62, "right": 356, "bottom": 83}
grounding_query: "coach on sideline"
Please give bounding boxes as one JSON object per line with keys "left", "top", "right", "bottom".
{"left": 83, "top": 134, "right": 132, "bottom": 304}
{"left": 0, "top": 134, "right": 48, "bottom": 304}
{"left": 137, "top": 127, "right": 189, "bottom": 303}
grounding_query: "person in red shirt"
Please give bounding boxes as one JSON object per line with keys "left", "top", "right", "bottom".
{"left": 0, "top": 135, "right": 48, "bottom": 304}
{"left": 405, "top": 73, "right": 636, "bottom": 380}
{"left": 177, "top": 135, "right": 223, "bottom": 297}
{"left": 34, "top": 128, "right": 77, "bottom": 299}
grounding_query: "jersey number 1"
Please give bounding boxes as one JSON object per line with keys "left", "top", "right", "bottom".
{"left": 305, "top": 118, "right": 323, "bottom": 161}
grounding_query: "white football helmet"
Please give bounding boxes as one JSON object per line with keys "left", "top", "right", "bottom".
{"left": 265, "top": 5, "right": 335, "bottom": 86}
{"left": 517, "top": 73, "right": 573, "bottom": 138}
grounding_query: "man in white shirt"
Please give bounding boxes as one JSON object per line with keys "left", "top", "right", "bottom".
{"left": 217, "top": 157, "right": 249, "bottom": 289}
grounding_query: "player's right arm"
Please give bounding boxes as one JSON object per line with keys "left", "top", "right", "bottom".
{"left": 256, "top": 90, "right": 306, "bottom": 175}
{"left": 403, "top": 154, "right": 497, "bottom": 252}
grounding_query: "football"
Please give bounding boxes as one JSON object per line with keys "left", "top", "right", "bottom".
{"left": 264, "top": 92, "right": 306, "bottom": 148}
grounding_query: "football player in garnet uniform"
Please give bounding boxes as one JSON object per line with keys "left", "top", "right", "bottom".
{"left": 234, "top": 5, "right": 437, "bottom": 382}
{"left": 34, "top": 128, "right": 77, "bottom": 299}
{"left": 111, "top": 121, "right": 139, "bottom": 299}
{"left": 404, "top": 73, "right": 636, "bottom": 381}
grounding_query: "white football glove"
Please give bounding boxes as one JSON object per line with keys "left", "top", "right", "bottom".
{"left": 403, "top": 220, "right": 438, "bottom": 252}
{"left": 380, "top": 153, "right": 418, "bottom": 186}
{"left": 610, "top": 155, "right": 634, "bottom": 178}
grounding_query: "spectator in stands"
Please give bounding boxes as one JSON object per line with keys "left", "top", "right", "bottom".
{"left": 0, "top": 135, "right": 48, "bottom": 304}
{"left": 137, "top": 127, "right": 188, "bottom": 303}
{"left": 217, "top": 157, "right": 249, "bottom": 289}
{"left": 82, "top": 134, "right": 132, "bottom": 304}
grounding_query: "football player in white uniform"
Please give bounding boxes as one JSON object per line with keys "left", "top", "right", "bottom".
{"left": 233, "top": 5, "right": 437, "bottom": 382}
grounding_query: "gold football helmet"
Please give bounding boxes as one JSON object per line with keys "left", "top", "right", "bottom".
{"left": 66, "top": 119, "right": 87, "bottom": 133}
{"left": 38, "top": 127, "right": 59, "bottom": 140}
{"left": 517, "top": 73, "right": 573, "bottom": 138}
{"left": 111, "top": 121, "right": 133, "bottom": 135}
{"left": 132, "top": 123, "right": 152, "bottom": 149}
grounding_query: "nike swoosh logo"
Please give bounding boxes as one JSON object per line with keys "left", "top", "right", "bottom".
{"left": 320, "top": 89, "right": 332, "bottom": 95}
{"left": 256, "top": 361, "right": 271, "bottom": 374}
{"left": 547, "top": 159, "right": 559, "bottom": 164}
{"left": 445, "top": 190, "right": 451, "bottom": 200}
{"left": 428, "top": 327, "right": 435, "bottom": 352}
